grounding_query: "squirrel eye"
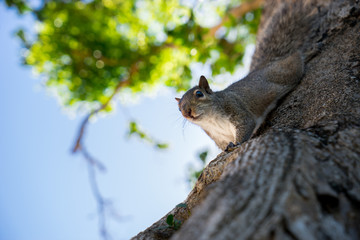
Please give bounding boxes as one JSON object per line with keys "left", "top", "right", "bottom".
{"left": 195, "top": 90, "right": 204, "bottom": 98}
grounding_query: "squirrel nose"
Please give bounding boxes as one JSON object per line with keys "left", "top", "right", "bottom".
{"left": 180, "top": 106, "right": 192, "bottom": 118}
{"left": 182, "top": 107, "right": 192, "bottom": 118}
{"left": 187, "top": 108, "right": 192, "bottom": 117}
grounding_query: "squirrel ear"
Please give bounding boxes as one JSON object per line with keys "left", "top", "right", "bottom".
{"left": 199, "top": 75, "right": 213, "bottom": 94}
{"left": 175, "top": 97, "right": 181, "bottom": 103}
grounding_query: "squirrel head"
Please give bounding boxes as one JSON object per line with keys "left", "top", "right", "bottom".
{"left": 176, "top": 76, "right": 215, "bottom": 122}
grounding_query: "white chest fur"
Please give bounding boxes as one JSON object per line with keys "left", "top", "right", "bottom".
{"left": 195, "top": 114, "right": 236, "bottom": 149}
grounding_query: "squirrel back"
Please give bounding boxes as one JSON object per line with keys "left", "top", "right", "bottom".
{"left": 251, "top": 0, "right": 319, "bottom": 71}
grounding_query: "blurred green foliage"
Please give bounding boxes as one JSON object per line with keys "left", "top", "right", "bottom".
{"left": 6, "top": 0, "right": 261, "bottom": 148}
{"left": 5, "top": 0, "right": 30, "bottom": 14}
{"left": 7, "top": 0, "right": 261, "bottom": 110}
{"left": 127, "top": 121, "right": 169, "bottom": 149}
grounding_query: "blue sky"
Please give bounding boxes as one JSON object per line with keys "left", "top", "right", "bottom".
{"left": 0, "top": 4, "right": 220, "bottom": 240}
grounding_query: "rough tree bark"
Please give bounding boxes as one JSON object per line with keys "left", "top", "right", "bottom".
{"left": 133, "top": 0, "right": 360, "bottom": 239}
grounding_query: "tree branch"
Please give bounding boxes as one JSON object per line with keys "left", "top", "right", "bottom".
{"left": 86, "top": 153, "right": 111, "bottom": 240}
{"left": 207, "top": 0, "right": 264, "bottom": 38}
{"left": 71, "top": 63, "right": 137, "bottom": 240}
{"left": 72, "top": 64, "right": 136, "bottom": 154}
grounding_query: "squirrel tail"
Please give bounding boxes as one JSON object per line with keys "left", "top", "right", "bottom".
{"left": 250, "top": 0, "right": 320, "bottom": 71}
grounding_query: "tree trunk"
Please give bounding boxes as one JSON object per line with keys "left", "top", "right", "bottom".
{"left": 133, "top": 0, "right": 360, "bottom": 239}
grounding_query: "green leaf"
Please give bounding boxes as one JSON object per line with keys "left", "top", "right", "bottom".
{"left": 176, "top": 203, "right": 188, "bottom": 208}
{"left": 156, "top": 143, "right": 169, "bottom": 149}
{"left": 128, "top": 121, "right": 169, "bottom": 150}
{"left": 166, "top": 214, "right": 174, "bottom": 226}
{"left": 199, "top": 151, "right": 208, "bottom": 162}
{"left": 128, "top": 121, "right": 138, "bottom": 136}
{"left": 15, "top": 29, "right": 26, "bottom": 43}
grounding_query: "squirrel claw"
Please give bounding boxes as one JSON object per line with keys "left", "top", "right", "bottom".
{"left": 225, "top": 142, "right": 240, "bottom": 152}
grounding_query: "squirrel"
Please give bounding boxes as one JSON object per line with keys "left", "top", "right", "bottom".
{"left": 176, "top": 52, "right": 303, "bottom": 151}
{"left": 176, "top": 0, "right": 318, "bottom": 151}
{"left": 175, "top": 0, "right": 319, "bottom": 150}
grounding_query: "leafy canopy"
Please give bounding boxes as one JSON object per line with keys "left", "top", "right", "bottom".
{"left": 9, "top": 0, "right": 261, "bottom": 112}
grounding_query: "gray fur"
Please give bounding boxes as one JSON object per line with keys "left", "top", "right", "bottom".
{"left": 177, "top": 52, "right": 304, "bottom": 150}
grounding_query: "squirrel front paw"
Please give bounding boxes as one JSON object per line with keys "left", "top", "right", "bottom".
{"left": 225, "top": 142, "right": 241, "bottom": 152}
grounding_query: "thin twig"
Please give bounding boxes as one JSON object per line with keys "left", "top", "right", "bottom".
{"left": 72, "top": 77, "right": 131, "bottom": 155}
{"left": 85, "top": 149, "right": 111, "bottom": 240}
{"left": 71, "top": 64, "right": 137, "bottom": 240}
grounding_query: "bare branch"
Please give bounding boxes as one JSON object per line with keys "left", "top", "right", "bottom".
{"left": 85, "top": 151, "right": 112, "bottom": 240}
{"left": 71, "top": 58, "right": 142, "bottom": 153}
{"left": 71, "top": 63, "right": 137, "bottom": 240}
{"left": 71, "top": 77, "right": 131, "bottom": 154}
